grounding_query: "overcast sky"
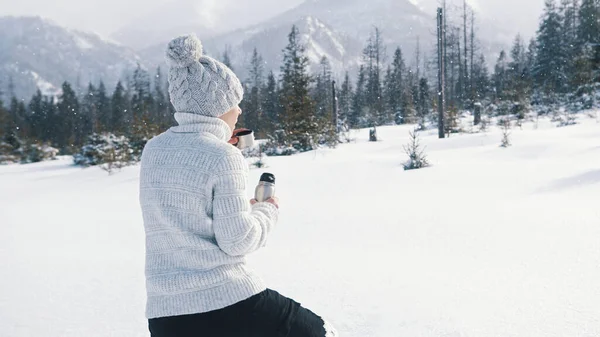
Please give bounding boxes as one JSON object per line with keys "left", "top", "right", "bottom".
{"left": 1, "top": 0, "right": 544, "bottom": 39}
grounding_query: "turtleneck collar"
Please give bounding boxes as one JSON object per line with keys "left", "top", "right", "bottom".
{"left": 170, "top": 112, "right": 232, "bottom": 142}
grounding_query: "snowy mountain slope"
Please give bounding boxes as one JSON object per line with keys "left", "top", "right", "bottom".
{"left": 141, "top": 0, "right": 433, "bottom": 81}
{"left": 141, "top": 15, "right": 364, "bottom": 82}
{"left": 0, "top": 16, "right": 140, "bottom": 99}
{"left": 1, "top": 114, "right": 599, "bottom": 337}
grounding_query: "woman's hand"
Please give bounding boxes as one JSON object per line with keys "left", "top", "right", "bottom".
{"left": 250, "top": 197, "right": 279, "bottom": 209}
{"left": 228, "top": 128, "right": 252, "bottom": 146}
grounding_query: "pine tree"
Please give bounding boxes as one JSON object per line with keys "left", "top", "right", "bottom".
{"left": 472, "top": 53, "right": 490, "bottom": 102}
{"left": 313, "top": 56, "right": 333, "bottom": 119}
{"left": 386, "top": 47, "right": 406, "bottom": 124}
{"left": 534, "top": 0, "right": 567, "bottom": 98}
{"left": 507, "top": 35, "right": 530, "bottom": 108}
{"left": 351, "top": 65, "right": 367, "bottom": 128}
{"left": 577, "top": 0, "right": 600, "bottom": 48}
{"left": 493, "top": 50, "right": 509, "bottom": 104}
{"left": 80, "top": 83, "right": 98, "bottom": 141}
{"left": 0, "top": 99, "right": 9, "bottom": 140}
{"left": 417, "top": 78, "right": 431, "bottom": 129}
{"left": 278, "top": 25, "right": 318, "bottom": 151}
{"left": 131, "top": 64, "right": 154, "bottom": 137}
{"left": 262, "top": 70, "right": 280, "bottom": 136}
{"left": 27, "top": 89, "right": 45, "bottom": 142}
{"left": 244, "top": 48, "right": 265, "bottom": 135}
{"left": 41, "top": 95, "right": 56, "bottom": 143}
{"left": 363, "top": 27, "right": 385, "bottom": 126}
{"left": 56, "top": 81, "right": 80, "bottom": 152}
{"left": 96, "top": 81, "right": 111, "bottom": 132}
{"left": 576, "top": 0, "right": 600, "bottom": 84}
{"left": 9, "top": 96, "right": 29, "bottom": 139}
{"left": 561, "top": 0, "right": 581, "bottom": 88}
{"left": 403, "top": 69, "right": 417, "bottom": 125}
{"left": 154, "top": 67, "right": 170, "bottom": 130}
{"left": 111, "top": 81, "right": 128, "bottom": 135}
{"left": 338, "top": 71, "right": 353, "bottom": 131}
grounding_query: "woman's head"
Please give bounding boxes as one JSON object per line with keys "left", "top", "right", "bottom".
{"left": 165, "top": 34, "right": 243, "bottom": 119}
{"left": 219, "top": 105, "right": 242, "bottom": 132}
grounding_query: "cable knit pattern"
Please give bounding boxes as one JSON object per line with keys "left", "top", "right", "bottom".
{"left": 165, "top": 34, "right": 243, "bottom": 118}
{"left": 139, "top": 113, "right": 278, "bottom": 319}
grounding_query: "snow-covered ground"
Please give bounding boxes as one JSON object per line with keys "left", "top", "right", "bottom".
{"left": 1, "top": 115, "right": 599, "bottom": 337}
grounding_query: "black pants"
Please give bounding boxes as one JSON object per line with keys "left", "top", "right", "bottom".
{"left": 148, "top": 289, "right": 336, "bottom": 337}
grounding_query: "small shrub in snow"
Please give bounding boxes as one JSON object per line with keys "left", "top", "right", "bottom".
{"left": 0, "top": 141, "right": 19, "bottom": 164}
{"left": 20, "top": 142, "right": 59, "bottom": 163}
{"left": 369, "top": 127, "right": 378, "bottom": 142}
{"left": 403, "top": 128, "right": 430, "bottom": 171}
{"left": 500, "top": 117, "right": 512, "bottom": 148}
{"left": 557, "top": 108, "right": 578, "bottom": 127}
{"left": 0, "top": 134, "right": 57, "bottom": 164}
{"left": 74, "top": 133, "right": 133, "bottom": 172}
{"left": 0, "top": 133, "right": 23, "bottom": 164}
{"left": 250, "top": 144, "right": 268, "bottom": 169}
{"left": 479, "top": 115, "right": 490, "bottom": 133}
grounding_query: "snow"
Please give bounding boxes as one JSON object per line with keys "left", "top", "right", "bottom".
{"left": 1, "top": 115, "right": 600, "bottom": 337}
{"left": 72, "top": 33, "right": 95, "bottom": 50}
{"left": 29, "top": 71, "right": 61, "bottom": 97}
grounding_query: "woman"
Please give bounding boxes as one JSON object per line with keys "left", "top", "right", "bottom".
{"left": 139, "top": 34, "right": 337, "bottom": 337}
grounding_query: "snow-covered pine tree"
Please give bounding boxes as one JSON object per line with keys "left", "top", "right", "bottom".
{"left": 111, "top": 81, "right": 128, "bottom": 135}
{"left": 577, "top": 0, "right": 600, "bottom": 50}
{"left": 56, "top": 82, "right": 80, "bottom": 153}
{"left": 417, "top": 78, "right": 431, "bottom": 130}
{"left": 472, "top": 53, "right": 490, "bottom": 104}
{"left": 154, "top": 67, "right": 171, "bottom": 131}
{"left": 561, "top": 0, "right": 580, "bottom": 89}
{"left": 386, "top": 47, "right": 406, "bottom": 125}
{"left": 363, "top": 27, "right": 386, "bottom": 126}
{"left": 80, "top": 83, "right": 98, "bottom": 143}
{"left": 507, "top": 35, "right": 531, "bottom": 119}
{"left": 338, "top": 71, "right": 353, "bottom": 133}
{"left": 313, "top": 56, "right": 333, "bottom": 119}
{"left": 493, "top": 50, "right": 509, "bottom": 107}
{"left": 262, "top": 71, "right": 280, "bottom": 137}
{"left": 0, "top": 97, "right": 10, "bottom": 140}
{"left": 403, "top": 128, "right": 430, "bottom": 170}
{"left": 8, "top": 96, "right": 28, "bottom": 140}
{"left": 312, "top": 56, "right": 337, "bottom": 147}
{"left": 351, "top": 65, "right": 367, "bottom": 128}
{"left": 244, "top": 48, "right": 265, "bottom": 137}
{"left": 278, "top": 25, "right": 318, "bottom": 152}
{"left": 534, "top": 0, "right": 567, "bottom": 102}
{"left": 96, "top": 81, "right": 112, "bottom": 133}
{"left": 27, "top": 89, "right": 45, "bottom": 142}
{"left": 131, "top": 64, "right": 154, "bottom": 134}
{"left": 41, "top": 96, "right": 56, "bottom": 143}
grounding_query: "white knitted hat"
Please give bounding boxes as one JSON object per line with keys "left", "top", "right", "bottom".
{"left": 165, "top": 34, "right": 243, "bottom": 118}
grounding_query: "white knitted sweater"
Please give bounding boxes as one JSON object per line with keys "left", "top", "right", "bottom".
{"left": 139, "top": 112, "right": 279, "bottom": 319}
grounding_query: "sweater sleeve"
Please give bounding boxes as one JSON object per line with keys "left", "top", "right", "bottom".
{"left": 211, "top": 151, "right": 279, "bottom": 257}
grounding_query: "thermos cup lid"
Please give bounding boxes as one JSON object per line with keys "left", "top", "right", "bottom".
{"left": 259, "top": 173, "right": 275, "bottom": 183}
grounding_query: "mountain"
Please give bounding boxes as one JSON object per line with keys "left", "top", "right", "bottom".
{"left": 199, "top": 15, "right": 363, "bottom": 81}
{"left": 141, "top": 0, "right": 433, "bottom": 82}
{"left": 0, "top": 16, "right": 140, "bottom": 100}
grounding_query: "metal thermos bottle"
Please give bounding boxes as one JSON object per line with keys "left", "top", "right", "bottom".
{"left": 254, "top": 173, "right": 275, "bottom": 202}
